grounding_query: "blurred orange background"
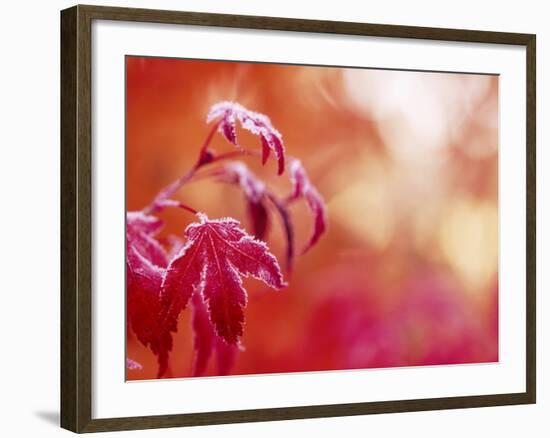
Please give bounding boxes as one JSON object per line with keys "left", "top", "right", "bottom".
{"left": 126, "top": 56, "right": 499, "bottom": 380}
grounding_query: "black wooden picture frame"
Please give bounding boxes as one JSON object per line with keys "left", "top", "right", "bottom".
{"left": 61, "top": 4, "right": 536, "bottom": 433}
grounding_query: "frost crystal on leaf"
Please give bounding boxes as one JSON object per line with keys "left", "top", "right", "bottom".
{"left": 127, "top": 211, "right": 164, "bottom": 235}
{"left": 126, "top": 358, "right": 143, "bottom": 370}
{"left": 207, "top": 101, "right": 286, "bottom": 175}
{"left": 288, "top": 159, "right": 327, "bottom": 253}
{"left": 126, "top": 211, "right": 168, "bottom": 268}
{"left": 161, "top": 215, "right": 285, "bottom": 344}
{"left": 164, "top": 235, "right": 186, "bottom": 260}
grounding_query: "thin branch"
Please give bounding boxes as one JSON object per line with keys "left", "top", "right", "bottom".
{"left": 267, "top": 193, "right": 295, "bottom": 272}
{"left": 154, "top": 199, "right": 198, "bottom": 215}
{"left": 142, "top": 149, "right": 261, "bottom": 215}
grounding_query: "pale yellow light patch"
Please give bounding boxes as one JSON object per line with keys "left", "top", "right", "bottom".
{"left": 329, "top": 159, "right": 395, "bottom": 250}
{"left": 438, "top": 198, "right": 498, "bottom": 294}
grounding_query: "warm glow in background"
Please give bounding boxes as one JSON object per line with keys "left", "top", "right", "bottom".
{"left": 126, "top": 56, "right": 499, "bottom": 380}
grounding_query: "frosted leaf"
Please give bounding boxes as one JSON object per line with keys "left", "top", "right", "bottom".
{"left": 207, "top": 101, "right": 286, "bottom": 175}
{"left": 126, "top": 211, "right": 168, "bottom": 268}
{"left": 161, "top": 215, "right": 285, "bottom": 344}
{"left": 127, "top": 211, "right": 163, "bottom": 235}
{"left": 288, "top": 159, "right": 327, "bottom": 253}
{"left": 126, "top": 240, "right": 172, "bottom": 378}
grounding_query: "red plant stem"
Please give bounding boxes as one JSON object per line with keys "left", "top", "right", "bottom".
{"left": 155, "top": 199, "right": 199, "bottom": 215}
{"left": 142, "top": 122, "right": 262, "bottom": 215}
{"left": 198, "top": 119, "right": 222, "bottom": 160}
{"left": 142, "top": 122, "right": 220, "bottom": 214}
{"left": 283, "top": 182, "right": 303, "bottom": 205}
{"left": 142, "top": 168, "right": 197, "bottom": 215}
{"left": 173, "top": 203, "right": 198, "bottom": 215}
{"left": 266, "top": 192, "right": 295, "bottom": 272}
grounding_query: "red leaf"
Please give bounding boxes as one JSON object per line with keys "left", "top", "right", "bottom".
{"left": 126, "top": 211, "right": 174, "bottom": 376}
{"left": 127, "top": 211, "right": 168, "bottom": 268}
{"left": 162, "top": 214, "right": 285, "bottom": 344}
{"left": 215, "top": 162, "right": 270, "bottom": 240}
{"left": 126, "top": 241, "right": 173, "bottom": 377}
{"left": 288, "top": 160, "right": 327, "bottom": 253}
{"left": 260, "top": 136, "right": 271, "bottom": 165}
{"left": 191, "top": 292, "right": 240, "bottom": 376}
{"left": 207, "top": 101, "right": 286, "bottom": 175}
{"left": 157, "top": 234, "right": 204, "bottom": 344}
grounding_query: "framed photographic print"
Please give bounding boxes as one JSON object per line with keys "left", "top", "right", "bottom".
{"left": 60, "top": 4, "right": 536, "bottom": 433}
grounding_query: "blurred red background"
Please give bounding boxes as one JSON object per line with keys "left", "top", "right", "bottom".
{"left": 126, "top": 56, "right": 499, "bottom": 380}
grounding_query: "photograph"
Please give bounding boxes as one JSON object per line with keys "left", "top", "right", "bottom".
{"left": 0, "top": 0, "right": 542, "bottom": 435}
{"left": 125, "top": 56, "right": 499, "bottom": 381}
